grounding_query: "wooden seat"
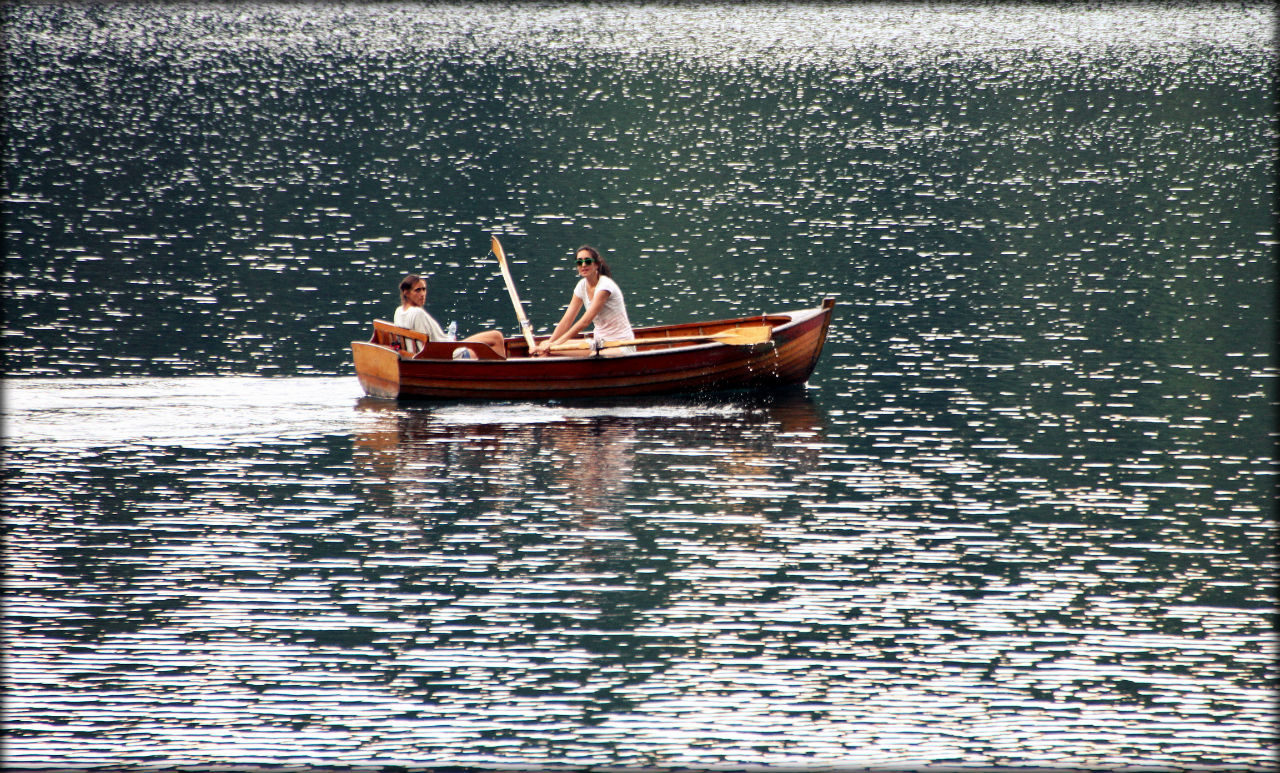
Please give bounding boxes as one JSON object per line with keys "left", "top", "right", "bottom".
{"left": 371, "top": 320, "right": 503, "bottom": 360}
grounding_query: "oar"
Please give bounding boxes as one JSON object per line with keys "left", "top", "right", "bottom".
{"left": 549, "top": 324, "right": 772, "bottom": 353}
{"left": 491, "top": 235, "right": 537, "bottom": 352}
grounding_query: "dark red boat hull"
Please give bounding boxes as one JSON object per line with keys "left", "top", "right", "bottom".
{"left": 352, "top": 298, "right": 835, "bottom": 400}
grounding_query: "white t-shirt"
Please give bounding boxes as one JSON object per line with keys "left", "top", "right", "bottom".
{"left": 574, "top": 276, "right": 633, "bottom": 343}
{"left": 393, "top": 305, "right": 449, "bottom": 353}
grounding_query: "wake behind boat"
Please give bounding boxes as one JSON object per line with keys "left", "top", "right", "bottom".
{"left": 351, "top": 298, "right": 835, "bottom": 401}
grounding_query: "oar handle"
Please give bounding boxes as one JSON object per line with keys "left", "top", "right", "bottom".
{"left": 548, "top": 325, "right": 772, "bottom": 353}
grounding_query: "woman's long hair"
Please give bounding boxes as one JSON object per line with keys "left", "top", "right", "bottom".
{"left": 577, "top": 245, "right": 611, "bottom": 277}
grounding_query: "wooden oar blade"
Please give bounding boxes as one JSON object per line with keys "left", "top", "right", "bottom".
{"left": 713, "top": 324, "right": 772, "bottom": 346}
{"left": 491, "top": 235, "right": 537, "bottom": 350}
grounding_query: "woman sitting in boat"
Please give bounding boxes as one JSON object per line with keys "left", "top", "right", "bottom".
{"left": 533, "top": 246, "right": 634, "bottom": 356}
{"left": 395, "top": 273, "right": 506, "bottom": 358}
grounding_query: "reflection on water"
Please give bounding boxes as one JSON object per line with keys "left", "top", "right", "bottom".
{"left": 3, "top": 0, "right": 1276, "bottom": 769}
{"left": 4, "top": 377, "right": 1275, "bottom": 768}
{"left": 353, "top": 394, "right": 828, "bottom": 524}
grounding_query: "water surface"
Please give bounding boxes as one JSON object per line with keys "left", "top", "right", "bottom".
{"left": 3, "top": 2, "right": 1276, "bottom": 769}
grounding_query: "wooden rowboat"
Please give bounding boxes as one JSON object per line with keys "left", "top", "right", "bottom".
{"left": 351, "top": 298, "right": 835, "bottom": 400}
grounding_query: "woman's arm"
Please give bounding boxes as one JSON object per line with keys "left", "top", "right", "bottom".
{"left": 549, "top": 294, "right": 586, "bottom": 343}
{"left": 534, "top": 293, "right": 585, "bottom": 354}
{"left": 570, "top": 289, "right": 611, "bottom": 337}
{"left": 554, "top": 289, "right": 611, "bottom": 343}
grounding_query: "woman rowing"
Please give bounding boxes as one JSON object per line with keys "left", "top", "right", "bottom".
{"left": 533, "top": 245, "right": 634, "bottom": 356}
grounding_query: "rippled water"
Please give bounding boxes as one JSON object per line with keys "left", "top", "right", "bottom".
{"left": 4, "top": 2, "right": 1276, "bottom": 769}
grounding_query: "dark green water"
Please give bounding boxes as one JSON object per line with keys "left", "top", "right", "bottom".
{"left": 3, "top": 3, "right": 1276, "bottom": 769}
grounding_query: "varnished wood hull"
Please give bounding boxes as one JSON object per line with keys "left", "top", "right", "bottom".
{"left": 352, "top": 298, "right": 835, "bottom": 400}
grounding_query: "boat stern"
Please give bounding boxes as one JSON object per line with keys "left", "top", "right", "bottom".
{"left": 351, "top": 341, "right": 401, "bottom": 399}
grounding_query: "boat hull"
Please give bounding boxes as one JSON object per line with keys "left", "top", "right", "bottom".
{"left": 352, "top": 298, "right": 835, "bottom": 400}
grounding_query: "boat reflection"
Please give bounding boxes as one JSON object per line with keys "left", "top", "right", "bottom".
{"left": 351, "top": 393, "right": 828, "bottom": 527}
{"left": 347, "top": 393, "right": 832, "bottom": 722}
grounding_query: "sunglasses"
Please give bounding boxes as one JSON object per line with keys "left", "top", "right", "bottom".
{"left": 575, "top": 257, "right": 595, "bottom": 266}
